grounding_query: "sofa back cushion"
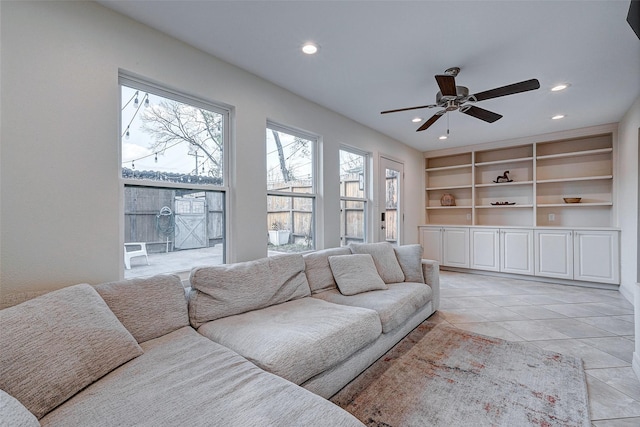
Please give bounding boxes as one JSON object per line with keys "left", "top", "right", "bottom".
{"left": 95, "top": 274, "right": 189, "bottom": 344}
{"left": 0, "top": 284, "right": 143, "bottom": 419}
{"left": 394, "top": 244, "right": 425, "bottom": 283}
{"left": 189, "top": 254, "right": 311, "bottom": 328}
{"left": 303, "top": 247, "right": 351, "bottom": 293}
{"left": 349, "top": 242, "right": 405, "bottom": 284}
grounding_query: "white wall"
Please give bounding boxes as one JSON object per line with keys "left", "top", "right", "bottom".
{"left": 617, "top": 95, "right": 640, "bottom": 380}
{"left": 0, "top": 1, "right": 424, "bottom": 303}
{"left": 617, "top": 94, "right": 640, "bottom": 301}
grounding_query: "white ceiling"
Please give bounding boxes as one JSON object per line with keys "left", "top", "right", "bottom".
{"left": 98, "top": 0, "right": 640, "bottom": 151}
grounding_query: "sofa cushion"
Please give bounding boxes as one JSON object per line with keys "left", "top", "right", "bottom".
{"left": 0, "top": 284, "right": 143, "bottom": 419}
{"left": 328, "top": 254, "right": 387, "bottom": 295}
{"left": 312, "top": 282, "right": 433, "bottom": 333}
{"left": 394, "top": 244, "right": 425, "bottom": 283}
{"left": 348, "top": 242, "right": 405, "bottom": 283}
{"left": 40, "top": 327, "right": 364, "bottom": 427}
{"left": 94, "top": 274, "right": 189, "bottom": 343}
{"left": 0, "top": 389, "right": 39, "bottom": 427}
{"left": 303, "top": 247, "right": 351, "bottom": 293}
{"left": 197, "top": 297, "right": 381, "bottom": 385}
{"left": 189, "top": 254, "right": 311, "bottom": 328}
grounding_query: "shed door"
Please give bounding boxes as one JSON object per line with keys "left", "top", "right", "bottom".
{"left": 174, "top": 197, "right": 207, "bottom": 250}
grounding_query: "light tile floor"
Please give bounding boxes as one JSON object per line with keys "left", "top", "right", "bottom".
{"left": 433, "top": 270, "right": 638, "bottom": 426}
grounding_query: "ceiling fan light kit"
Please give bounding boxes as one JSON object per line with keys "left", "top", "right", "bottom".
{"left": 381, "top": 67, "right": 540, "bottom": 133}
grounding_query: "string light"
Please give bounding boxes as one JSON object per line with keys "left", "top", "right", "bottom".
{"left": 133, "top": 91, "right": 140, "bottom": 108}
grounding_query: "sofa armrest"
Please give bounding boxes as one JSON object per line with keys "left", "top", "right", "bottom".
{"left": 421, "top": 259, "right": 440, "bottom": 311}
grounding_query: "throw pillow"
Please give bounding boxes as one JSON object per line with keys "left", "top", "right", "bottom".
{"left": 394, "top": 244, "right": 425, "bottom": 283}
{"left": 0, "top": 284, "right": 143, "bottom": 419}
{"left": 328, "top": 254, "right": 388, "bottom": 295}
{"left": 349, "top": 242, "right": 405, "bottom": 283}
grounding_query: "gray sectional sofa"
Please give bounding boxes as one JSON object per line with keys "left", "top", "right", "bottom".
{"left": 1, "top": 242, "right": 439, "bottom": 426}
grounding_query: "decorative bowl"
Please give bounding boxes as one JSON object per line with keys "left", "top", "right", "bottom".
{"left": 563, "top": 197, "right": 581, "bottom": 203}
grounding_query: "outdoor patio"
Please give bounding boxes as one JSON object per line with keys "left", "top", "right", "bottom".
{"left": 124, "top": 245, "right": 224, "bottom": 279}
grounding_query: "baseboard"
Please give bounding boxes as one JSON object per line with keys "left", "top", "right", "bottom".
{"left": 439, "top": 267, "right": 619, "bottom": 291}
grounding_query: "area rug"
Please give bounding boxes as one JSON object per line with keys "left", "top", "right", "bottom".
{"left": 331, "top": 322, "right": 590, "bottom": 427}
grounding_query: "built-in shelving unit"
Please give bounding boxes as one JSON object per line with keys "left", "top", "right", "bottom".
{"left": 424, "top": 129, "right": 615, "bottom": 228}
{"left": 421, "top": 126, "right": 619, "bottom": 286}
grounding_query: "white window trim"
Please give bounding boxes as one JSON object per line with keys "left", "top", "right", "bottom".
{"left": 266, "top": 121, "right": 319, "bottom": 249}
{"left": 118, "top": 71, "right": 232, "bottom": 276}
{"left": 339, "top": 145, "right": 371, "bottom": 244}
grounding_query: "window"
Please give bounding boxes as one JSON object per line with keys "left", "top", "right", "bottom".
{"left": 266, "top": 124, "right": 316, "bottom": 253}
{"left": 339, "top": 148, "right": 368, "bottom": 245}
{"left": 120, "top": 74, "right": 229, "bottom": 277}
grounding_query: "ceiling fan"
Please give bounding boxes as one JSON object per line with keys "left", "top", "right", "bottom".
{"left": 381, "top": 67, "right": 540, "bottom": 132}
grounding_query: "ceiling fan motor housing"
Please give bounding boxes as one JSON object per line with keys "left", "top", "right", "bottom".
{"left": 436, "top": 86, "right": 469, "bottom": 104}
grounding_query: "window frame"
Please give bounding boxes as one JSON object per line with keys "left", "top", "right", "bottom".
{"left": 339, "top": 145, "right": 370, "bottom": 245}
{"left": 119, "top": 72, "right": 231, "bottom": 275}
{"left": 266, "top": 121, "right": 318, "bottom": 252}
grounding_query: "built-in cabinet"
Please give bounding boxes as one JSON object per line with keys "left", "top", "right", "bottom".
{"left": 420, "top": 227, "right": 469, "bottom": 268}
{"left": 421, "top": 226, "right": 620, "bottom": 285}
{"left": 470, "top": 228, "right": 534, "bottom": 275}
{"left": 421, "top": 125, "right": 620, "bottom": 287}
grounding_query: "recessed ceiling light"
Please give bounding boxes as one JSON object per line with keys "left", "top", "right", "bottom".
{"left": 302, "top": 42, "right": 318, "bottom": 55}
{"left": 552, "top": 114, "right": 565, "bottom": 120}
{"left": 551, "top": 84, "right": 570, "bottom": 92}
{"left": 411, "top": 117, "right": 422, "bottom": 123}
{"left": 439, "top": 135, "right": 448, "bottom": 140}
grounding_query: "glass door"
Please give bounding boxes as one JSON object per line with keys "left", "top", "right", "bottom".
{"left": 378, "top": 156, "right": 404, "bottom": 245}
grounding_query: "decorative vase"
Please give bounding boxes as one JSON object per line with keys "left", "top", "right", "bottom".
{"left": 440, "top": 193, "right": 456, "bottom": 206}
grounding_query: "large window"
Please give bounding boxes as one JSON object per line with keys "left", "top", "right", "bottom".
{"left": 340, "top": 148, "right": 368, "bottom": 245}
{"left": 266, "top": 124, "right": 316, "bottom": 253}
{"left": 120, "top": 74, "right": 229, "bottom": 277}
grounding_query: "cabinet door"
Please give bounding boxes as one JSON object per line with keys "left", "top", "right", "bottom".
{"left": 419, "top": 227, "right": 443, "bottom": 264}
{"left": 535, "top": 230, "right": 573, "bottom": 279}
{"left": 442, "top": 227, "right": 469, "bottom": 268}
{"left": 574, "top": 231, "right": 620, "bottom": 284}
{"left": 501, "top": 229, "right": 534, "bottom": 275}
{"left": 470, "top": 228, "right": 499, "bottom": 271}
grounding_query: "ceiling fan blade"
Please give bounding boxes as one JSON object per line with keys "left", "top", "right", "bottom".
{"left": 461, "top": 105, "right": 502, "bottom": 123}
{"left": 416, "top": 113, "right": 443, "bottom": 132}
{"left": 381, "top": 104, "right": 437, "bottom": 114}
{"left": 435, "top": 74, "right": 457, "bottom": 97}
{"left": 471, "top": 79, "right": 540, "bottom": 102}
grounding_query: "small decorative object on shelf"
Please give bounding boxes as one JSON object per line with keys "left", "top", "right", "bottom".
{"left": 440, "top": 193, "right": 456, "bottom": 206}
{"left": 491, "top": 201, "right": 516, "bottom": 205}
{"left": 493, "top": 171, "right": 513, "bottom": 183}
{"left": 563, "top": 197, "right": 582, "bottom": 203}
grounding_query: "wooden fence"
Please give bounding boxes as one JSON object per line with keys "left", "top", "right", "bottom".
{"left": 124, "top": 187, "right": 223, "bottom": 253}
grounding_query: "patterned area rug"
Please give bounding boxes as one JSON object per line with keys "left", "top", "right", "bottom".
{"left": 331, "top": 322, "right": 590, "bottom": 426}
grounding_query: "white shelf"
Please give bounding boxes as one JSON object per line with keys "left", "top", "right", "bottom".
{"left": 474, "top": 157, "right": 533, "bottom": 167}
{"left": 475, "top": 204, "right": 533, "bottom": 209}
{"left": 426, "top": 206, "right": 472, "bottom": 210}
{"left": 536, "top": 147, "right": 612, "bottom": 161}
{"left": 475, "top": 181, "right": 534, "bottom": 188}
{"left": 536, "top": 175, "right": 613, "bottom": 184}
{"left": 426, "top": 185, "right": 473, "bottom": 191}
{"left": 425, "top": 164, "right": 472, "bottom": 172}
{"left": 537, "top": 202, "right": 613, "bottom": 207}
